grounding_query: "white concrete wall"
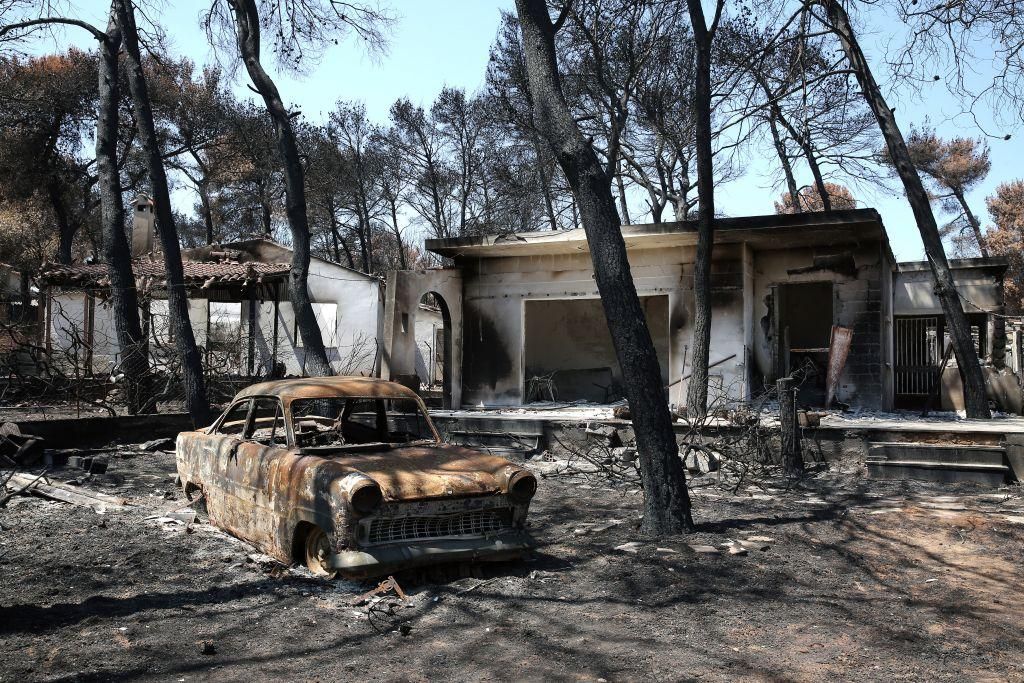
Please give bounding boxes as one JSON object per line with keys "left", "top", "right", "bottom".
{"left": 273, "top": 259, "right": 382, "bottom": 377}
{"left": 381, "top": 269, "right": 463, "bottom": 408}
{"left": 894, "top": 267, "right": 1003, "bottom": 316}
{"left": 91, "top": 298, "right": 119, "bottom": 372}
{"left": 48, "top": 293, "right": 89, "bottom": 372}
{"left": 673, "top": 244, "right": 747, "bottom": 409}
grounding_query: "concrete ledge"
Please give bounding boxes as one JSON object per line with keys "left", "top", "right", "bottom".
{"left": 14, "top": 413, "right": 195, "bottom": 448}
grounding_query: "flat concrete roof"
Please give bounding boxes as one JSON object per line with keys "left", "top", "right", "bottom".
{"left": 898, "top": 257, "right": 1009, "bottom": 274}
{"left": 426, "top": 209, "right": 891, "bottom": 259}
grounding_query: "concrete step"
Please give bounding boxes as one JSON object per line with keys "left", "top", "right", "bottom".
{"left": 867, "top": 441, "right": 1009, "bottom": 486}
{"left": 868, "top": 442, "right": 1006, "bottom": 467}
{"left": 866, "top": 459, "right": 1009, "bottom": 486}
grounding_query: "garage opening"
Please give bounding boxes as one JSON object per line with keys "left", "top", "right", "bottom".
{"left": 523, "top": 296, "right": 669, "bottom": 403}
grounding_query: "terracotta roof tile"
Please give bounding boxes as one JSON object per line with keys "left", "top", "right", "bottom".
{"left": 39, "top": 259, "right": 291, "bottom": 288}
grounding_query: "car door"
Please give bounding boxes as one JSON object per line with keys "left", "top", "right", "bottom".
{"left": 202, "top": 399, "right": 252, "bottom": 528}
{"left": 228, "top": 397, "right": 288, "bottom": 547}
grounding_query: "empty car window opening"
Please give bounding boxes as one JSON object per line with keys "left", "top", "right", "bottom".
{"left": 290, "top": 396, "right": 439, "bottom": 450}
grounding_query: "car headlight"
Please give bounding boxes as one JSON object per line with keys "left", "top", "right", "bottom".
{"left": 338, "top": 472, "right": 383, "bottom": 515}
{"left": 507, "top": 469, "right": 537, "bottom": 503}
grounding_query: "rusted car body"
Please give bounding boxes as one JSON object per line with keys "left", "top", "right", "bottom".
{"left": 176, "top": 377, "right": 536, "bottom": 577}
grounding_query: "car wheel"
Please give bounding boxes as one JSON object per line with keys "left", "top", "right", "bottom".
{"left": 304, "top": 526, "right": 337, "bottom": 579}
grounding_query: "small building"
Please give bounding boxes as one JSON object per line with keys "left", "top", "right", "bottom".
{"left": 37, "top": 196, "right": 383, "bottom": 381}
{"left": 382, "top": 209, "right": 1015, "bottom": 412}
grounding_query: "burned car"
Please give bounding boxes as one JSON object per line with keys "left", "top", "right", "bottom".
{"left": 176, "top": 377, "right": 537, "bottom": 577}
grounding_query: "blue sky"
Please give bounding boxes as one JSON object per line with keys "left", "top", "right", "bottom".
{"left": 34, "top": 0, "right": 1024, "bottom": 261}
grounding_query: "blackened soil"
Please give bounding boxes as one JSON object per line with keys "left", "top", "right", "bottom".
{"left": 1, "top": 451, "right": 1023, "bottom": 682}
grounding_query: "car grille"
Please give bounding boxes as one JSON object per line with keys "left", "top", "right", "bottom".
{"left": 366, "top": 508, "right": 512, "bottom": 545}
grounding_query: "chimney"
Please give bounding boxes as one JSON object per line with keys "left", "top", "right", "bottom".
{"left": 131, "top": 194, "right": 157, "bottom": 257}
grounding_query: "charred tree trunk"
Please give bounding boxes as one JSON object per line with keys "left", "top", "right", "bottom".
{"left": 952, "top": 188, "right": 989, "bottom": 257}
{"left": 48, "top": 180, "right": 76, "bottom": 265}
{"left": 767, "top": 97, "right": 830, "bottom": 211}
{"left": 651, "top": 197, "right": 664, "bottom": 224}
{"left": 326, "top": 197, "right": 356, "bottom": 269}
{"left": 354, "top": 162, "right": 375, "bottom": 273}
{"left": 388, "top": 198, "right": 408, "bottom": 269}
{"left": 765, "top": 109, "right": 801, "bottom": 211}
{"left": 794, "top": 132, "right": 830, "bottom": 211}
{"left": 802, "top": 138, "right": 831, "bottom": 211}
{"left": 515, "top": 0, "right": 693, "bottom": 534}
{"left": 821, "top": 0, "right": 991, "bottom": 418}
{"left": 355, "top": 211, "right": 371, "bottom": 273}
{"left": 615, "top": 159, "right": 632, "bottom": 225}
{"left": 260, "top": 198, "right": 272, "bottom": 237}
{"left": 227, "top": 0, "right": 333, "bottom": 377}
{"left": 114, "top": 0, "right": 210, "bottom": 426}
{"left": 761, "top": 104, "right": 798, "bottom": 210}
{"left": 776, "top": 377, "right": 804, "bottom": 476}
{"left": 685, "top": 0, "right": 718, "bottom": 418}
{"left": 326, "top": 196, "right": 343, "bottom": 263}
{"left": 199, "top": 183, "right": 215, "bottom": 245}
{"left": 95, "top": 14, "right": 147, "bottom": 415}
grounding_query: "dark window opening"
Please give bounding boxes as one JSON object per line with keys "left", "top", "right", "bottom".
{"left": 216, "top": 400, "right": 251, "bottom": 436}
{"left": 248, "top": 397, "right": 286, "bottom": 446}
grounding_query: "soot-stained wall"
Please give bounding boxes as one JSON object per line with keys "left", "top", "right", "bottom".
{"left": 452, "top": 233, "right": 892, "bottom": 409}
{"left": 752, "top": 242, "right": 891, "bottom": 409}
{"left": 459, "top": 249, "right": 683, "bottom": 406}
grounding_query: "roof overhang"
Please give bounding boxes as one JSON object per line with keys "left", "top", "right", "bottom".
{"left": 898, "top": 256, "right": 1009, "bottom": 277}
{"left": 426, "top": 209, "right": 891, "bottom": 260}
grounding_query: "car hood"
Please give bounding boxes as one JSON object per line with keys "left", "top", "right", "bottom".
{"left": 334, "top": 443, "right": 519, "bottom": 501}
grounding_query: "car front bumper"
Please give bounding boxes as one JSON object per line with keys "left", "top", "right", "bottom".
{"left": 328, "top": 529, "right": 534, "bottom": 576}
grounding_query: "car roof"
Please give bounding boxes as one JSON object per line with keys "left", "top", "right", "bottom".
{"left": 235, "top": 376, "right": 420, "bottom": 402}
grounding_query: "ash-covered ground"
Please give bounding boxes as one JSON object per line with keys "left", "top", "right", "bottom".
{"left": 1, "top": 447, "right": 1023, "bottom": 682}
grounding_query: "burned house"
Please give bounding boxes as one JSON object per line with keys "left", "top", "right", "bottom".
{"left": 383, "top": 209, "right": 1013, "bottom": 412}
{"left": 37, "top": 196, "right": 384, "bottom": 381}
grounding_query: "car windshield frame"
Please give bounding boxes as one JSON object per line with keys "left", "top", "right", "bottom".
{"left": 286, "top": 393, "right": 441, "bottom": 449}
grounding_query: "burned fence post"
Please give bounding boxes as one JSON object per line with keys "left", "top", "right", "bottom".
{"left": 776, "top": 377, "right": 804, "bottom": 476}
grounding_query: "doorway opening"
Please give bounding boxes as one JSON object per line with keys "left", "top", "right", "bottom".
{"left": 894, "top": 313, "right": 987, "bottom": 409}
{"left": 416, "top": 292, "right": 453, "bottom": 408}
{"left": 774, "top": 282, "right": 834, "bottom": 404}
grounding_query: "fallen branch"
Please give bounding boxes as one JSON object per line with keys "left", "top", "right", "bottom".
{"left": 5, "top": 473, "right": 131, "bottom": 511}
{"left": 457, "top": 577, "right": 500, "bottom": 595}
{"left": 0, "top": 470, "right": 47, "bottom": 508}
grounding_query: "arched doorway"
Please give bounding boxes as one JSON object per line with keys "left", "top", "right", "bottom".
{"left": 416, "top": 291, "right": 453, "bottom": 408}
{"left": 381, "top": 269, "right": 463, "bottom": 409}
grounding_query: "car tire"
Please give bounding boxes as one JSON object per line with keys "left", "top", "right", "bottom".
{"left": 304, "top": 525, "right": 337, "bottom": 579}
